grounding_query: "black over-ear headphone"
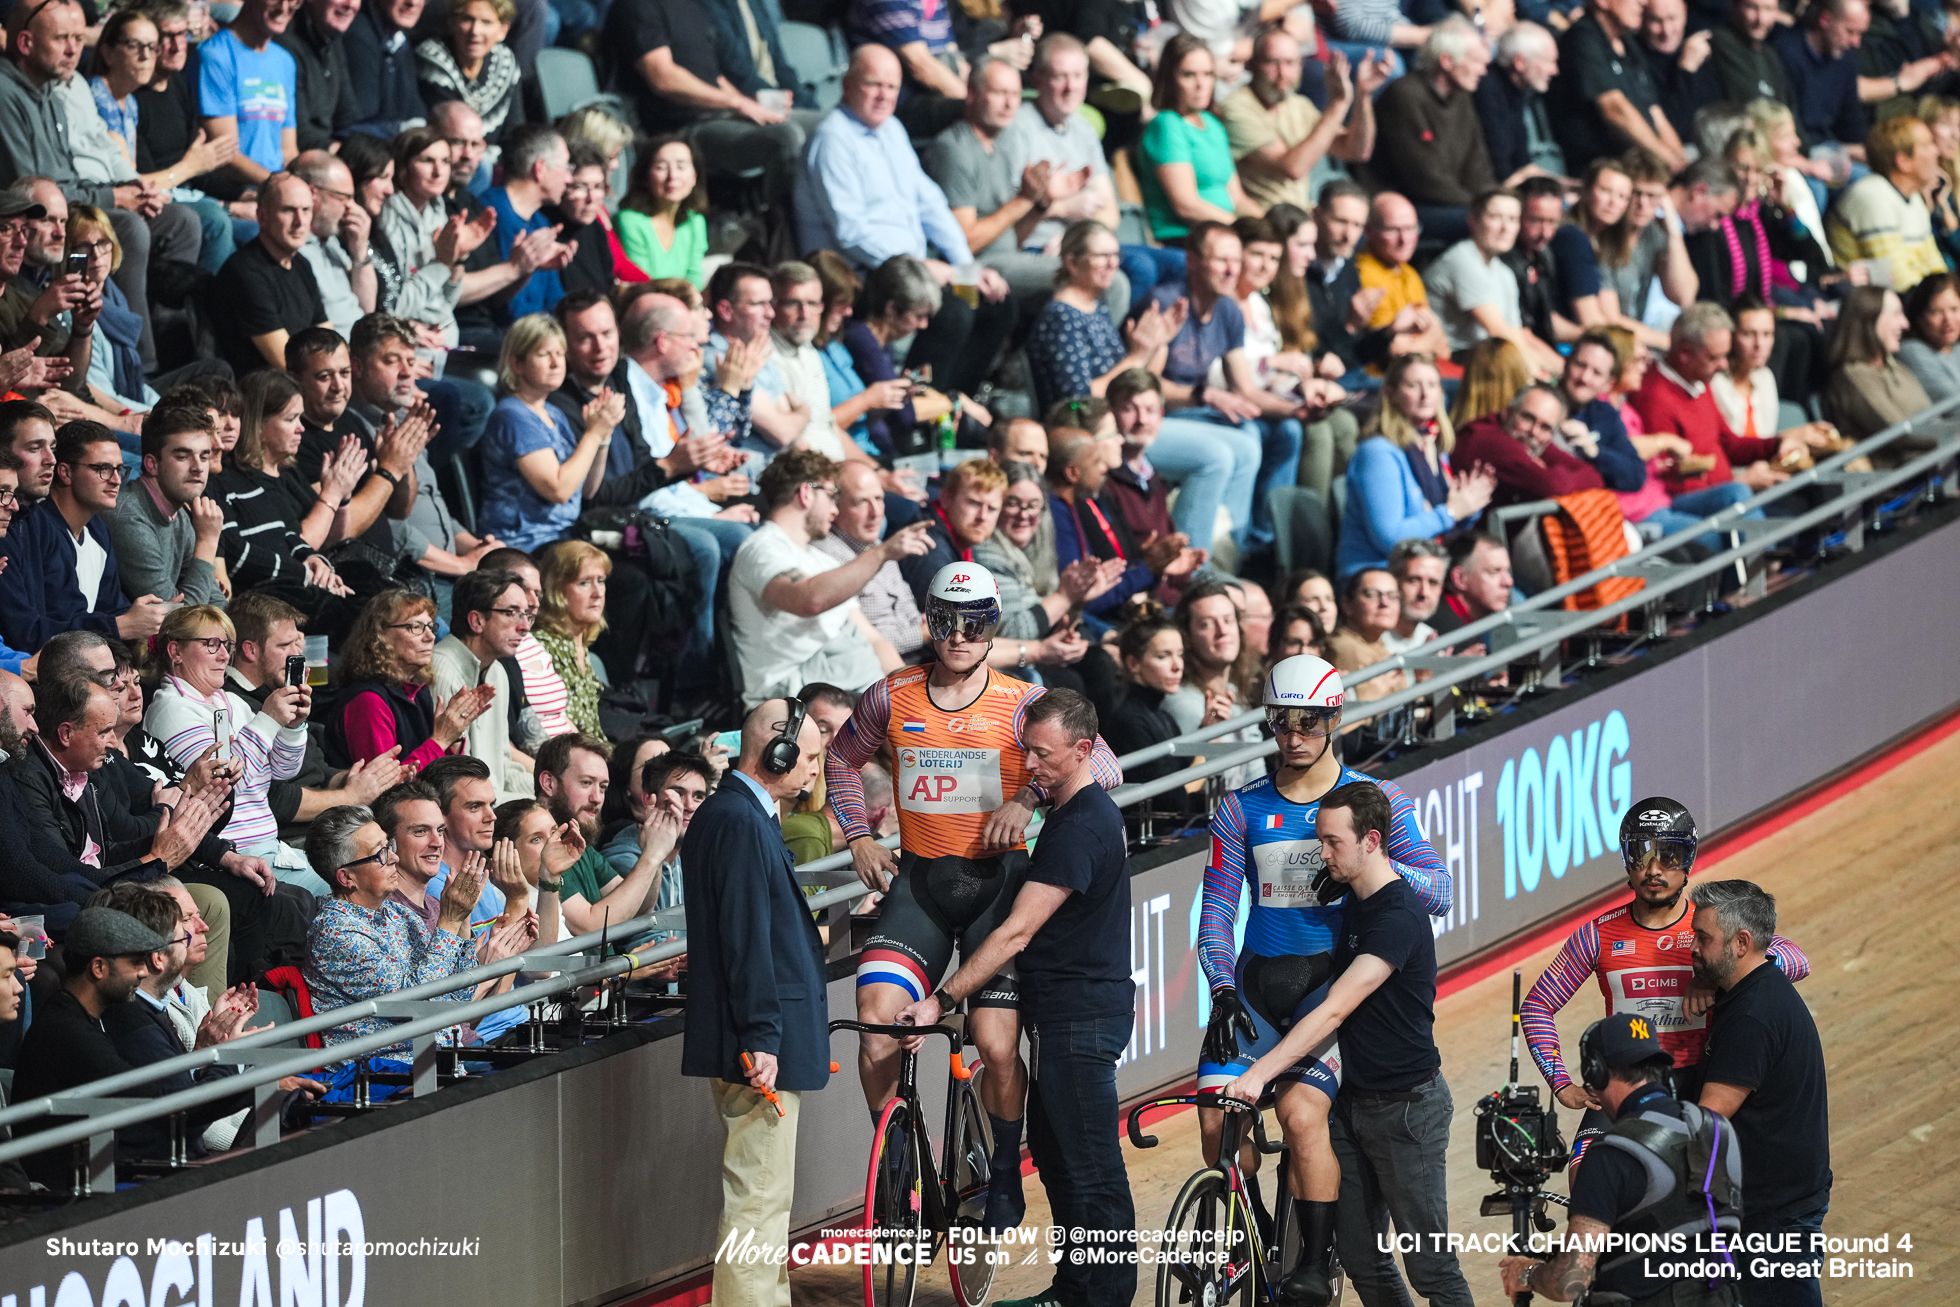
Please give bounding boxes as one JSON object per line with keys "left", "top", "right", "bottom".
{"left": 1577, "top": 1019, "right": 1609, "bottom": 1094}
{"left": 761, "top": 696, "right": 808, "bottom": 776}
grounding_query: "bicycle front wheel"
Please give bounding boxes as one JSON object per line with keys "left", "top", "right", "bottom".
{"left": 1156, "top": 1168, "right": 1255, "bottom": 1307}
{"left": 946, "top": 1068, "right": 998, "bottom": 1307}
{"left": 864, "top": 1097, "right": 927, "bottom": 1307}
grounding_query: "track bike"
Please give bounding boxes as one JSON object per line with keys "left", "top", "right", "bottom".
{"left": 1128, "top": 1091, "right": 1345, "bottom": 1307}
{"left": 830, "top": 1014, "right": 1001, "bottom": 1307}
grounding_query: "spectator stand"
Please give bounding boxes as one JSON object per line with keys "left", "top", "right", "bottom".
{"left": 3, "top": 388, "right": 1956, "bottom": 1203}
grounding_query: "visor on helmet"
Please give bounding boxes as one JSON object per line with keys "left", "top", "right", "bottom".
{"left": 1622, "top": 836, "right": 1697, "bottom": 871}
{"left": 1266, "top": 706, "right": 1339, "bottom": 738}
{"left": 926, "top": 597, "right": 1002, "bottom": 643}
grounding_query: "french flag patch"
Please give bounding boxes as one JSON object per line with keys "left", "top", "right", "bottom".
{"left": 901, "top": 719, "right": 927, "bottom": 733}
{"left": 1264, "top": 813, "right": 1285, "bottom": 829}
{"left": 1612, "top": 939, "right": 1634, "bottom": 955}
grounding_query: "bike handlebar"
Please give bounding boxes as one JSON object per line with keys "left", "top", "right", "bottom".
{"left": 1125, "top": 1091, "right": 1275, "bottom": 1151}
{"left": 828, "top": 1016, "right": 968, "bottom": 1044}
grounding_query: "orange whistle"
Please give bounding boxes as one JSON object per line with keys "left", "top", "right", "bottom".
{"left": 741, "top": 1053, "right": 786, "bottom": 1117}
{"left": 830, "top": 1061, "right": 841, "bottom": 1074}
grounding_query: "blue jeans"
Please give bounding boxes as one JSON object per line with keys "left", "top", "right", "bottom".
{"left": 184, "top": 196, "right": 235, "bottom": 274}
{"left": 1248, "top": 416, "right": 1304, "bottom": 552}
{"left": 1158, "top": 409, "right": 1263, "bottom": 549}
{"left": 1025, "top": 1012, "right": 1137, "bottom": 1307}
{"left": 421, "top": 376, "right": 497, "bottom": 466}
{"left": 1119, "top": 244, "right": 1186, "bottom": 298}
{"left": 1737, "top": 1204, "right": 1827, "bottom": 1307}
{"left": 666, "top": 516, "right": 754, "bottom": 670}
{"left": 1321, "top": 40, "right": 1405, "bottom": 92}
{"left": 1644, "top": 480, "right": 1761, "bottom": 553}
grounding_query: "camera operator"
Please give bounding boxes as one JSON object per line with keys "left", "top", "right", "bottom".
{"left": 1498, "top": 1012, "right": 1743, "bottom": 1306}
{"left": 1221, "top": 781, "right": 1473, "bottom": 1307}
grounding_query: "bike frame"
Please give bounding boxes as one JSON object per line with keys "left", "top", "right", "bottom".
{"left": 1128, "top": 1092, "right": 1296, "bottom": 1305}
{"left": 832, "top": 1017, "right": 977, "bottom": 1241}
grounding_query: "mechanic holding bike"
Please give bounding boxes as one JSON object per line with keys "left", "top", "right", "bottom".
{"left": 1198, "top": 657, "right": 1454, "bottom": 1307}
{"left": 1220, "top": 782, "right": 1474, "bottom": 1307}
{"left": 827, "top": 563, "right": 1123, "bottom": 1233}
{"left": 900, "top": 689, "right": 1139, "bottom": 1307}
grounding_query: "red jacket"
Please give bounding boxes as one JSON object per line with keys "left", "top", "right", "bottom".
{"left": 1452, "top": 414, "right": 1603, "bottom": 506}
{"left": 1629, "top": 363, "right": 1781, "bottom": 495}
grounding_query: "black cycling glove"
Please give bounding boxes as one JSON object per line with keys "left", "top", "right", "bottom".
{"left": 1203, "top": 986, "right": 1260, "bottom": 1067}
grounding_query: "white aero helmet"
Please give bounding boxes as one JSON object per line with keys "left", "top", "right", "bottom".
{"left": 925, "top": 562, "right": 1003, "bottom": 642}
{"left": 1262, "top": 655, "right": 1344, "bottom": 737}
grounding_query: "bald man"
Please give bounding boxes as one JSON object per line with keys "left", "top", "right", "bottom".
{"left": 680, "top": 697, "right": 829, "bottom": 1307}
{"left": 796, "top": 44, "right": 1016, "bottom": 399}
{"left": 1356, "top": 193, "right": 1454, "bottom": 360}
{"left": 990, "top": 416, "right": 1050, "bottom": 476}
{"left": 290, "top": 150, "right": 376, "bottom": 335}
{"left": 210, "top": 174, "right": 333, "bottom": 376}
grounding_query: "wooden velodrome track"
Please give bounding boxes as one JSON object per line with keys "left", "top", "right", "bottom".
{"left": 788, "top": 719, "right": 1960, "bottom": 1307}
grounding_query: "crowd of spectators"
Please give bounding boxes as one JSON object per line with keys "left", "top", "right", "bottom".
{"left": 0, "top": 0, "right": 1944, "bottom": 1193}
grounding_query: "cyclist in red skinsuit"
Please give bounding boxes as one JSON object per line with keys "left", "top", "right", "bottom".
{"left": 1522, "top": 797, "right": 1810, "bottom": 1167}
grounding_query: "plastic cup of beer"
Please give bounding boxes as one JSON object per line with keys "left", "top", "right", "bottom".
{"left": 953, "top": 265, "right": 980, "bottom": 308}
{"left": 305, "top": 634, "right": 330, "bottom": 687}
{"left": 10, "top": 915, "right": 46, "bottom": 960}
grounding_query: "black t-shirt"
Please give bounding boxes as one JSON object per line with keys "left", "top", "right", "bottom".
{"left": 297, "top": 411, "right": 374, "bottom": 487}
{"left": 1550, "top": 15, "right": 1664, "bottom": 171}
{"left": 1568, "top": 1084, "right": 1691, "bottom": 1301}
{"left": 449, "top": 187, "right": 501, "bottom": 343}
{"left": 1333, "top": 875, "right": 1440, "bottom": 1090}
{"left": 1018, "top": 782, "right": 1136, "bottom": 1025}
{"left": 605, "top": 0, "right": 722, "bottom": 133}
{"left": 135, "top": 55, "right": 202, "bottom": 175}
{"left": 1699, "top": 962, "right": 1832, "bottom": 1220}
{"left": 211, "top": 241, "right": 328, "bottom": 379}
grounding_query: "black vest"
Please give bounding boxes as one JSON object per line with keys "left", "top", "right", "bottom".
{"left": 1590, "top": 1092, "right": 1745, "bottom": 1307}
{"left": 325, "top": 679, "right": 436, "bottom": 770}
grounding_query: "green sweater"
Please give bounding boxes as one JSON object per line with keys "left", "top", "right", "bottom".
{"left": 616, "top": 209, "right": 707, "bottom": 288}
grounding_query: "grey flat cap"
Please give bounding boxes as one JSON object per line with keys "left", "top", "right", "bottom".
{"left": 0, "top": 192, "right": 46, "bottom": 221}
{"left": 65, "top": 907, "right": 169, "bottom": 958}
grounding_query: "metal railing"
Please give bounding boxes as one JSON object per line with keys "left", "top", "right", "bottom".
{"left": 4, "top": 396, "right": 1955, "bottom": 1191}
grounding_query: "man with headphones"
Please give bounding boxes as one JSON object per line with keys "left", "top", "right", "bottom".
{"left": 1499, "top": 1013, "right": 1745, "bottom": 1307}
{"left": 679, "top": 697, "right": 829, "bottom": 1307}
{"left": 825, "top": 561, "right": 1124, "bottom": 1233}
{"left": 1520, "top": 798, "right": 1812, "bottom": 1170}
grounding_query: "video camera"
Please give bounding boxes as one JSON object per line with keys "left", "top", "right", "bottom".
{"left": 1476, "top": 971, "right": 1570, "bottom": 1305}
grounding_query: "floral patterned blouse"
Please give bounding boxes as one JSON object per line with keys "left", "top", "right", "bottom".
{"left": 535, "top": 629, "right": 604, "bottom": 739}
{"left": 303, "top": 898, "right": 475, "bottom": 1058}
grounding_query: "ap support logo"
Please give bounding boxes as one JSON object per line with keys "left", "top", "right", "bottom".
{"left": 1494, "top": 710, "right": 1632, "bottom": 899}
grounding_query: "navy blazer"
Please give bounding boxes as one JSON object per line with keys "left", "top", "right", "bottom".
{"left": 0, "top": 497, "right": 131, "bottom": 651}
{"left": 680, "top": 775, "right": 831, "bottom": 1092}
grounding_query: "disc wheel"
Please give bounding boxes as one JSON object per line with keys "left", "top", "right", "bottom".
{"left": 947, "top": 1067, "right": 999, "bottom": 1307}
{"left": 1156, "top": 1168, "right": 1254, "bottom": 1307}
{"left": 863, "top": 1098, "right": 926, "bottom": 1307}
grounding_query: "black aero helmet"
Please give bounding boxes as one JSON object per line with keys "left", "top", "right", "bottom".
{"left": 1619, "top": 796, "right": 1698, "bottom": 874}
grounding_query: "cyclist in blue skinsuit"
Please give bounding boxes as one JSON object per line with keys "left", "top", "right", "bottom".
{"left": 1197, "top": 656, "right": 1452, "bottom": 1307}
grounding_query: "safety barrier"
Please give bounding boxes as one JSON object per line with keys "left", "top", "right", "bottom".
{"left": 1, "top": 394, "right": 1956, "bottom": 1227}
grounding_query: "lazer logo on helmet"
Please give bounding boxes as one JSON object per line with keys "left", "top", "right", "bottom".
{"left": 1494, "top": 710, "right": 1632, "bottom": 899}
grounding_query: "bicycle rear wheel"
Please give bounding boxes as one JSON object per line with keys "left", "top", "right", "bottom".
{"left": 863, "top": 1098, "right": 927, "bottom": 1307}
{"left": 946, "top": 1068, "right": 998, "bottom": 1307}
{"left": 1156, "top": 1169, "right": 1254, "bottom": 1307}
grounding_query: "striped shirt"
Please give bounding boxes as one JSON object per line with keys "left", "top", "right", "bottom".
{"left": 210, "top": 462, "right": 321, "bottom": 589}
{"left": 513, "top": 633, "right": 574, "bottom": 740}
{"left": 143, "top": 676, "right": 308, "bottom": 857}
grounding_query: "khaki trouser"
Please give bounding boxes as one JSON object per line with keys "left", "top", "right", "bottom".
{"left": 709, "top": 1077, "right": 801, "bottom": 1307}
